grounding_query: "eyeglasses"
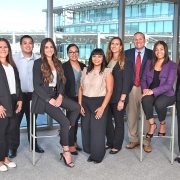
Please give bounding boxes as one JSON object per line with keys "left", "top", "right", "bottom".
{"left": 68, "top": 51, "right": 79, "bottom": 55}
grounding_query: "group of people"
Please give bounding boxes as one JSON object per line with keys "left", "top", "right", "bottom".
{"left": 1, "top": 31, "right": 180, "bottom": 171}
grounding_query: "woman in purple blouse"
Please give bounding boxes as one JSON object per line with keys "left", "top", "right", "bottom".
{"left": 141, "top": 41, "right": 177, "bottom": 138}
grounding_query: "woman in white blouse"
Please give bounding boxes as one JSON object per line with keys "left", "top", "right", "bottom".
{"left": 0, "top": 38, "right": 23, "bottom": 172}
{"left": 78, "top": 48, "right": 114, "bottom": 163}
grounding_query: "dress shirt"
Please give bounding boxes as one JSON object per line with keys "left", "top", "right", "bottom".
{"left": 135, "top": 47, "right": 145, "bottom": 63}
{"left": 13, "top": 51, "right": 40, "bottom": 93}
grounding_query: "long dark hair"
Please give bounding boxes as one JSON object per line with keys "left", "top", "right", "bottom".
{"left": 87, "top": 48, "right": 107, "bottom": 74}
{"left": 178, "top": 60, "right": 180, "bottom": 75}
{"left": 0, "top": 38, "right": 16, "bottom": 67}
{"left": 150, "top": 41, "right": 169, "bottom": 70}
{"left": 106, "top": 37, "right": 125, "bottom": 70}
{"left": 40, "top": 38, "right": 66, "bottom": 84}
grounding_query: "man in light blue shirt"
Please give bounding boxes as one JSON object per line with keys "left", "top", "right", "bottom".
{"left": 9, "top": 35, "right": 44, "bottom": 158}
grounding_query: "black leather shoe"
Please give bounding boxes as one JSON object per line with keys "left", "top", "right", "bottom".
{"left": 93, "top": 160, "right": 102, "bottom": 164}
{"left": 109, "top": 150, "right": 119, "bottom": 154}
{"left": 76, "top": 146, "right": 83, "bottom": 151}
{"left": 70, "top": 151, "right": 78, "bottom": 155}
{"left": 35, "top": 144, "right": 44, "bottom": 153}
{"left": 9, "top": 149, "right": 17, "bottom": 158}
{"left": 174, "top": 157, "right": 180, "bottom": 163}
{"left": 87, "top": 156, "right": 93, "bottom": 162}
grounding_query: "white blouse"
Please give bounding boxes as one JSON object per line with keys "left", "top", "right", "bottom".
{"left": 49, "top": 70, "right": 57, "bottom": 87}
{"left": 2, "top": 63, "right": 16, "bottom": 94}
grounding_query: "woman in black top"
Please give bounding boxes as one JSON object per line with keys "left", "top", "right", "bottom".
{"left": 0, "top": 38, "right": 22, "bottom": 172}
{"left": 105, "top": 37, "right": 133, "bottom": 154}
{"left": 31, "top": 38, "right": 80, "bottom": 168}
{"left": 62, "top": 44, "right": 86, "bottom": 155}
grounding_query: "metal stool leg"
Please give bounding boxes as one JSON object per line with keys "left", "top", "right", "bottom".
{"left": 140, "top": 104, "right": 144, "bottom": 162}
{"left": 33, "top": 113, "right": 36, "bottom": 166}
{"left": 30, "top": 101, "right": 32, "bottom": 152}
{"left": 170, "top": 105, "right": 175, "bottom": 165}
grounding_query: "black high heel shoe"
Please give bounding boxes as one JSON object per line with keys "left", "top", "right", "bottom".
{"left": 146, "top": 122, "right": 157, "bottom": 138}
{"left": 60, "top": 150, "right": 75, "bottom": 168}
{"left": 158, "top": 121, "right": 166, "bottom": 136}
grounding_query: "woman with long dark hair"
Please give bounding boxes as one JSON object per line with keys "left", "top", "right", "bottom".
{"left": 175, "top": 61, "right": 180, "bottom": 163}
{"left": 105, "top": 37, "right": 133, "bottom": 154}
{"left": 141, "top": 41, "right": 177, "bottom": 138}
{"left": 31, "top": 38, "right": 80, "bottom": 168}
{"left": 0, "top": 38, "right": 22, "bottom": 171}
{"left": 78, "top": 48, "right": 113, "bottom": 163}
{"left": 62, "top": 44, "right": 86, "bottom": 155}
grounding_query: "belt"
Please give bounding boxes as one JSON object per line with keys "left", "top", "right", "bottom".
{"left": 49, "top": 87, "right": 57, "bottom": 91}
{"left": 23, "top": 92, "right": 33, "bottom": 95}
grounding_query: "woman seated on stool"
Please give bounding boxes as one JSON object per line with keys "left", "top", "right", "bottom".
{"left": 78, "top": 48, "right": 113, "bottom": 163}
{"left": 141, "top": 41, "right": 177, "bottom": 138}
{"left": 0, "top": 38, "right": 23, "bottom": 172}
{"left": 31, "top": 38, "right": 80, "bottom": 168}
{"left": 175, "top": 61, "right": 180, "bottom": 163}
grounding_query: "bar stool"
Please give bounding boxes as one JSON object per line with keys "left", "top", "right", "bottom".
{"left": 140, "top": 104, "right": 176, "bottom": 165}
{"left": 29, "top": 101, "right": 59, "bottom": 165}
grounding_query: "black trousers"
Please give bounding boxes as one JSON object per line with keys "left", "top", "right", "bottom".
{"left": 66, "top": 96, "right": 80, "bottom": 146}
{"left": 0, "top": 94, "right": 17, "bottom": 161}
{"left": 106, "top": 103, "right": 127, "bottom": 150}
{"left": 142, "top": 95, "right": 176, "bottom": 121}
{"left": 45, "top": 96, "right": 80, "bottom": 146}
{"left": 9, "top": 93, "right": 37, "bottom": 150}
{"left": 176, "top": 101, "right": 180, "bottom": 152}
{"left": 81, "top": 96, "right": 108, "bottom": 161}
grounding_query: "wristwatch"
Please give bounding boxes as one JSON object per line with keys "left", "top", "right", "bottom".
{"left": 120, "top": 99, "right": 125, "bottom": 103}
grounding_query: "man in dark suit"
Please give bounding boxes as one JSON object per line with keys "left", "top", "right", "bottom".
{"left": 8, "top": 35, "right": 44, "bottom": 158}
{"left": 125, "top": 32, "right": 153, "bottom": 153}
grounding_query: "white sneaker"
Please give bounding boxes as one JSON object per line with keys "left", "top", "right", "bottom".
{"left": 4, "top": 162, "right": 17, "bottom": 168}
{"left": 0, "top": 165, "right": 8, "bottom": 172}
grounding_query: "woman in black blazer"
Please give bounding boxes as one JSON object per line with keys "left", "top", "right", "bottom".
{"left": 62, "top": 44, "right": 86, "bottom": 155}
{"left": 175, "top": 62, "right": 180, "bottom": 163}
{"left": 31, "top": 38, "right": 80, "bottom": 168}
{"left": 0, "top": 38, "right": 22, "bottom": 172}
{"left": 106, "top": 37, "right": 133, "bottom": 154}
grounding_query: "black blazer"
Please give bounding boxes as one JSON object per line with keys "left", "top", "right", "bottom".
{"left": 31, "top": 58, "right": 65, "bottom": 114}
{"left": 0, "top": 63, "right": 23, "bottom": 117}
{"left": 176, "top": 74, "right": 180, "bottom": 102}
{"left": 125, "top": 47, "right": 152, "bottom": 82}
{"left": 110, "top": 59, "right": 133, "bottom": 104}
{"left": 62, "top": 60, "right": 86, "bottom": 98}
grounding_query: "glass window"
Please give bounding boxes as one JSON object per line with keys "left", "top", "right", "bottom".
{"left": 86, "top": 26, "right": 91, "bottom": 32}
{"left": 155, "top": 21, "right": 163, "bottom": 33}
{"left": 132, "top": 5, "right": 139, "bottom": 18}
{"left": 125, "top": 6, "right": 131, "bottom": 18}
{"left": 124, "top": 43, "right": 130, "bottom": 50}
{"left": 92, "top": 25, "right": 97, "bottom": 32}
{"left": 97, "top": 25, "right": 103, "bottom": 32}
{"left": 164, "top": 21, "right": 173, "bottom": 33}
{"left": 169, "top": 3, "right": 174, "bottom": 16}
{"left": 147, "top": 22, "right": 154, "bottom": 33}
{"left": 153, "top": 3, "right": 161, "bottom": 16}
{"left": 161, "top": 3, "right": 169, "bottom": 16}
{"left": 146, "top": 3, "right": 153, "bottom": 17}
{"left": 131, "top": 23, "right": 138, "bottom": 33}
{"left": 112, "top": 7, "right": 118, "bottom": 19}
{"left": 110, "top": 24, "right": 117, "bottom": 33}
{"left": 70, "top": 27, "right": 74, "bottom": 32}
{"left": 104, "top": 24, "right": 109, "bottom": 33}
{"left": 80, "top": 26, "right": 85, "bottom": 32}
{"left": 139, "top": 22, "right": 146, "bottom": 33}
{"left": 125, "top": 23, "right": 131, "bottom": 33}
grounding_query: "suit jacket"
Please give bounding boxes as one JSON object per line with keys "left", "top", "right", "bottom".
{"left": 110, "top": 59, "right": 133, "bottom": 104}
{"left": 176, "top": 73, "right": 180, "bottom": 101}
{"left": 125, "top": 47, "right": 153, "bottom": 82}
{"left": 141, "top": 60, "right": 177, "bottom": 98}
{"left": 0, "top": 63, "right": 23, "bottom": 117}
{"left": 31, "top": 58, "right": 65, "bottom": 114}
{"left": 62, "top": 60, "right": 86, "bottom": 98}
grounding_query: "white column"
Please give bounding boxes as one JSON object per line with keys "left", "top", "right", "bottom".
{"left": 97, "top": 32, "right": 100, "bottom": 48}
{"left": 47, "top": 0, "right": 53, "bottom": 38}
